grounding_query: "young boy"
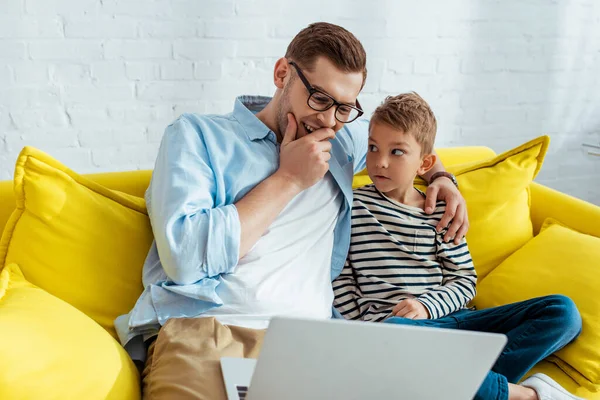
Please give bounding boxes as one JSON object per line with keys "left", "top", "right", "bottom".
{"left": 333, "top": 92, "right": 476, "bottom": 322}
{"left": 333, "top": 92, "right": 583, "bottom": 400}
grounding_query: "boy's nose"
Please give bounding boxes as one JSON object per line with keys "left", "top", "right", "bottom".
{"left": 376, "top": 157, "right": 388, "bottom": 168}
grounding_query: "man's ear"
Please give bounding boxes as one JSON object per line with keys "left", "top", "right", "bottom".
{"left": 418, "top": 153, "right": 437, "bottom": 176}
{"left": 273, "top": 57, "right": 290, "bottom": 90}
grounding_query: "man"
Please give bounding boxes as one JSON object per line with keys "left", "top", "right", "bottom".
{"left": 116, "top": 23, "right": 572, "bottom": 399}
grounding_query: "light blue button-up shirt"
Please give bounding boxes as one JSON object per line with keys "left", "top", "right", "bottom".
{"left": 115, "top": 96, "right": 369, "bottom": 347}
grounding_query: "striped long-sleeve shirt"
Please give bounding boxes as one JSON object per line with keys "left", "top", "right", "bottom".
{"left": 333, "top": 184, "right": 477, "bottom": 322}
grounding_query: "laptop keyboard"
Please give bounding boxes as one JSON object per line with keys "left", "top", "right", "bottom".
{"left": 236, "top": 385, "right": 249, "bottom": 399}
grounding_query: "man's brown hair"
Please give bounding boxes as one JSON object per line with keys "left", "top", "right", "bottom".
{"left": 371, "top": 92, "right": 437, "bottom": 155}
{"left": 285, "top": 22, "right": 367, "bottom": 88}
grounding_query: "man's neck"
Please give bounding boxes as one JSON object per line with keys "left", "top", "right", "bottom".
{"left": 255, "top": 99, "right": 282, "bottom": 143}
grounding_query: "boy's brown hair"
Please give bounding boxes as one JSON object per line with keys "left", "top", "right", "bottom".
{"left": 371, "top": 92, "right": 437, "bottom": 155}
{"left": 285, "top": 22, "right": 367, "bottom": 88}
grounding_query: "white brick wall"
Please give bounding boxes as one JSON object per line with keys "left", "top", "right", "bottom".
{"left": 1, "top": 0, "right": 599, "bottom": 205}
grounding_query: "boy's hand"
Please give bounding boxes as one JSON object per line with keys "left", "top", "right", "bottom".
{"left": 392, "top": 299, "right": 430, "bottom": 320}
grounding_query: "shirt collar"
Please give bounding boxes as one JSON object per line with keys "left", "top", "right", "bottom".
{"left": 233, "top": 95, "right": 274, "bottom": 141}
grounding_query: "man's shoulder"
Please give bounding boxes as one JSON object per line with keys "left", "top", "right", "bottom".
{"left": 338, "top": 117, "right": 369, "bottom": 137}
{"left": 162, "top": 112, "right": 242, "bottom": 144}
{"left": 335, "top": 119, "right": 369, "bottom": 151}
{"left": 176, "top": 112, "right": 237, "bottom": 132}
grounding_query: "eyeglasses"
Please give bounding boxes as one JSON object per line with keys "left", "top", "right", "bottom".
{"left": 288, "top": 60, "right": 364, "bottom": 124}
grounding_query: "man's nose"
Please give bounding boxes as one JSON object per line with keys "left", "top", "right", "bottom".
{"left": 317, "top": 107, "right": 337, "bottom": 128}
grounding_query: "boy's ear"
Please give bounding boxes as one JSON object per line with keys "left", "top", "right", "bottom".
{"left": 418, "top": 153, "right": 437, "bottom": 176}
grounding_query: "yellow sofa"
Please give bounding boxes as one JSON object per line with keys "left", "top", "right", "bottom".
{"left": 1, "top": 145, "right": 599, "bottom": 399}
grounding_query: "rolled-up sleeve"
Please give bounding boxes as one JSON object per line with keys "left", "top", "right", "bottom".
{"left": 148, "top": 116, "right": 241, "bottom": 285}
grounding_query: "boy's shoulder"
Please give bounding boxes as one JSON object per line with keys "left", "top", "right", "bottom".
{"left": 352, "top": 184, "right": 384, "bottom": 206}
{"left": 414, "top": 187, "right": 448, "bottom": 219}
{"left": 352, "top": 184, "right": 447, "bottom": 225}
{"left": 352, "top": 184, "right": 446, "bottom": 209}
{"left": 353, "top": 184, "right": 378, "bottom": 197}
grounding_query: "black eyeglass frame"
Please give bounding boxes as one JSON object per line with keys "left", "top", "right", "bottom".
{"left": 288, "top": 60, "right": 364, "bottom": 124}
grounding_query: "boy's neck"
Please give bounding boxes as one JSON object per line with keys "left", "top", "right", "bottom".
{"left": 382, "top": 183, "right": 426, "bottom": 210}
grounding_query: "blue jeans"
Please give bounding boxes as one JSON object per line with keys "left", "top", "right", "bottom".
{"left": 385, "top": 295, "right": 582, "bottom": 400}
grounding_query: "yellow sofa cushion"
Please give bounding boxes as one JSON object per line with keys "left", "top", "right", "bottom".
{"left": 0, "top": 146, "right": 153, "bottom": 338}
{"left": 474, "top": 218, "right": 600, "bottom": 391}
{"left": 353, "top": 136, "right": 549, "bottom": 279}
{"left": 0, "top": 263, "right": 140, "bottom": 400}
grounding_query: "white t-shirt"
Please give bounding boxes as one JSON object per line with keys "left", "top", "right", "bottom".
{"left": 202, "top": 175, "right": 343, "bottom": 329}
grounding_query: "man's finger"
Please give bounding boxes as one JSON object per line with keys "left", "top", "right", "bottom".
{"left": 445, "top": 203, "right": 465, "bottom": 243}
{"left": 315, "top": 140, "right": 332, "bottom": 153}
{"left": 424, "top": 185, "right": 439, "bottom": 215}
{"left": 437, "top": 196, "right": 457, "bottom": 233}
{"left": 281, "top": 113, "right": 297, "bottom": 145}
{"left": 309, "top": 127, "right": 335, "bottom": 142}
{"left": 454, "top": 219, "right": 470, "bottom": 245}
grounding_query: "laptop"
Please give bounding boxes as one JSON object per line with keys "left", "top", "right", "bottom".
{"left": 221, "top": 317, "right": 507, "bottom": 400}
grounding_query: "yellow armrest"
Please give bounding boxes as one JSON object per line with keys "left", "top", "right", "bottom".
{"left": 530, "top": 182, "right": 600, "bottom": 237}
{"left": 0, "top": 264, "right": 140, "bottom": 399}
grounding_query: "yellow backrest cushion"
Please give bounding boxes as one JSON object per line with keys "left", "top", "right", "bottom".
{"left": 352, "top": 146, "right": 498, "bottom": 190}
{"left": 353, "top": 136, "right": 549, "bottom": 279}
{"left": 0, "top": 147, "right": 153, "bottom": 338}
{"left": 0, "top": 263, "right": 140, "bottom": 399}
{"left": 474, "top": 218, "right": 600, "bottom": 391}
{"left": 444, "top": 136, "right": 547, "bottom": 278}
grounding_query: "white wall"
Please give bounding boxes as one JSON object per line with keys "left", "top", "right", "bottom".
{"left": 1, "top": 0, "right": 599, "bottom": 204}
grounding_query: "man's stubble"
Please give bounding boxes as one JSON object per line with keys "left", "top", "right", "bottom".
{"left": 275, "top": 75, "right": 295, "bottom": 143}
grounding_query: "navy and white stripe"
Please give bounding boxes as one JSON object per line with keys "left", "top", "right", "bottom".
{"left": 333, "top": 185, "right": 477, "bottom": 322}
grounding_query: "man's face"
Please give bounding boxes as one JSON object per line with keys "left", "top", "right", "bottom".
{"left": 276, "top": 56, "right": 363, "bottom": 140}
{"left": 366, "top": 121, "right": 426, "bottom": 197}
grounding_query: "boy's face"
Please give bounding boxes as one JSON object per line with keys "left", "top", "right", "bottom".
{"left": 274, "top": 56, "right": 363, "bottom": 140}
{"left": 367, "top": 121, "right": 434, "bottom": 196}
